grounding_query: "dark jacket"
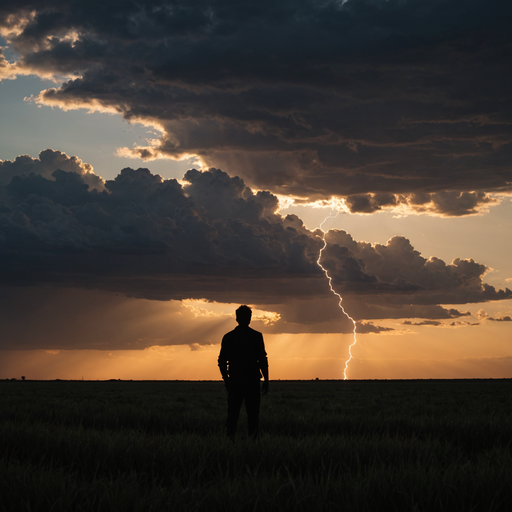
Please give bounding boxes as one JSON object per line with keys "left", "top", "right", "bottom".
{"left": 218, "top": 325, "right": 268, "bottom": 382}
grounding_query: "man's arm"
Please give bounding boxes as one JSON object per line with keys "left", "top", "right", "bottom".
{"left": 259, "top": 334, "right": 269, "bottom": 395}
{"left": 218, "top": 337, "right": 229, "bottom": 383}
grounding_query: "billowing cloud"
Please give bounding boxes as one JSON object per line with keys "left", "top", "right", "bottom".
{"left": 0, "top": 161, "right": 326, "bottom": 304}
{"left": 1, "top": 0, "right": 511, "bottom": 214}
{"left": 321, "top": 230, "right": 512, "bottom": 310}
{"left": 1, "top": 155, "right": 510, "bottom": 346}
{"left": 0, "top": 149, "right": 104, "bottom": 190}
{"left": 476, "top": 309, "right": 512, "bottom": 322}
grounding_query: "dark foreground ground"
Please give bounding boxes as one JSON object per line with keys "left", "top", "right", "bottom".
{"left": 1, "top": 379, "right": 511, "bottom": 511}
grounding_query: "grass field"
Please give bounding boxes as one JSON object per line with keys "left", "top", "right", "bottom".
{"left": 1, "top": 379, "right": 511, "bottom": 511}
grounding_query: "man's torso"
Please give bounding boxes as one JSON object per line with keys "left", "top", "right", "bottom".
{"left": 221, "top": 326, "right": 266, "bottom": 382}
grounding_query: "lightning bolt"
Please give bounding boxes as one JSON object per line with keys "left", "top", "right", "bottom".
{"left": 317, "top": 212, "right": 358, "bottom": 380}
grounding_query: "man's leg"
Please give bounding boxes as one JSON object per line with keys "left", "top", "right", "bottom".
{"left": 226, "top": 385, "right": 244, "bottom": 438}
{"left": 245, "top": 381, "right": 261, "bottom": 439}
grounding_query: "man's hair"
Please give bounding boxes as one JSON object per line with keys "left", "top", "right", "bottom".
{"left": 236, "top": 305, "right": 252, "bottom": 325}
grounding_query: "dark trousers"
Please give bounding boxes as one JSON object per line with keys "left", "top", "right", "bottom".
{"left": 226, "top": 380, "right": 261, "bottom": 439}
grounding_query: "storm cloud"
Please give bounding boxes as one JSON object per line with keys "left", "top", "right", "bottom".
{"left": 1, "top": 0, "right": 511, "bottom": 214}
{"left": 321, "top": 229, "right": 512, "bottom": 307}
{"left": 0, "top": 149, "right": 104, "bottom": 190}
{"left": 1, "top": 157, "right": 510, "bottom": 343}
{"left": 0, "top": 161, "right": 325, "bottom": 301}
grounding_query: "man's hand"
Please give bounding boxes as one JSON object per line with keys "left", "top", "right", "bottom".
{"left": 262, "top": 380, "right": 269, "bottom": 395}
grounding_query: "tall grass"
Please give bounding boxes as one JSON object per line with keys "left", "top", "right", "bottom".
{"left": 1, "top": 380, "right": 511, "bottom": 511}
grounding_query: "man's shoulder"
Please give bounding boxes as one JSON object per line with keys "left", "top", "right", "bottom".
{"left": 222, "top": 328, "right": 239, "bottom": 343}
{"left": 223, "top": 326, "right": 262, "bottom": 339}
{"left": 240, "top": 326, "right": 263, "bottom": 337}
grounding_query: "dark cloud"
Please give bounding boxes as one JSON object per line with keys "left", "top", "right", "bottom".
{"left": 343, "top": 190, "right": 499, "bottom": 216}
{"left": 1, "top": 159, "right": 510, "bottom": 338}
{"left": 356, "top": 322, "right": 394, "bottom": 334}
{"left": 321, "top": 229, "right": 512, "bottom": 308}
{"left": 1, "top": 0, "right": 511, "bottom": 214}
{"left": 449, "top": 320, "right": 479, "bottom": 327}
{"left": 0, "top": 162, "right": 326, "bottom": 304}
{"left": 333, "top": 301, "right": 471, "bottom": 322}
{"left": 0, "top": 149, "right": 104, "bottom": 190}
{"left": 403, "top": 320, "right": 442, "bottom": 327}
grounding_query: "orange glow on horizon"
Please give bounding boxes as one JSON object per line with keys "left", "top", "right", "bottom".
{"left": 3, "top": 323, "right": 512, "bottom": 381}
{"left": 1, "top": 289, "right": 511, "bottom": 381}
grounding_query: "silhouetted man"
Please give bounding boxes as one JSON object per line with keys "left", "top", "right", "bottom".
{"left": 218, "top": 305, "right": 269, "bottom": 439}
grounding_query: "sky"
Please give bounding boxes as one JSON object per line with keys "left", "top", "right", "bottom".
{"left": 1, "top": 0, "right": 511, "bottom": 380}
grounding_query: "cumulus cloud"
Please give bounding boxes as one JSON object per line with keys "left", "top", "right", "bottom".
{"left": 476, "top": 309, "right": 512, "bottom": 322}
{"left": 1, "top": 157, "right": 510, "bottom": 340}
{"left": 0, "top": 149, "right": 104, "bottom": 190}
{"left": 320, "top": 230, "right": 512, "bottom": 308}
{"left": 0, "top": 161, "right": 327, "bottom": 304}
{"left": 1, "top": 0, "right": 511, "bottom": 213}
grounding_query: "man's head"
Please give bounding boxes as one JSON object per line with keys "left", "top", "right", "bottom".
{"left": 236, "top": 305, "right": 252, "bottom": 326}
